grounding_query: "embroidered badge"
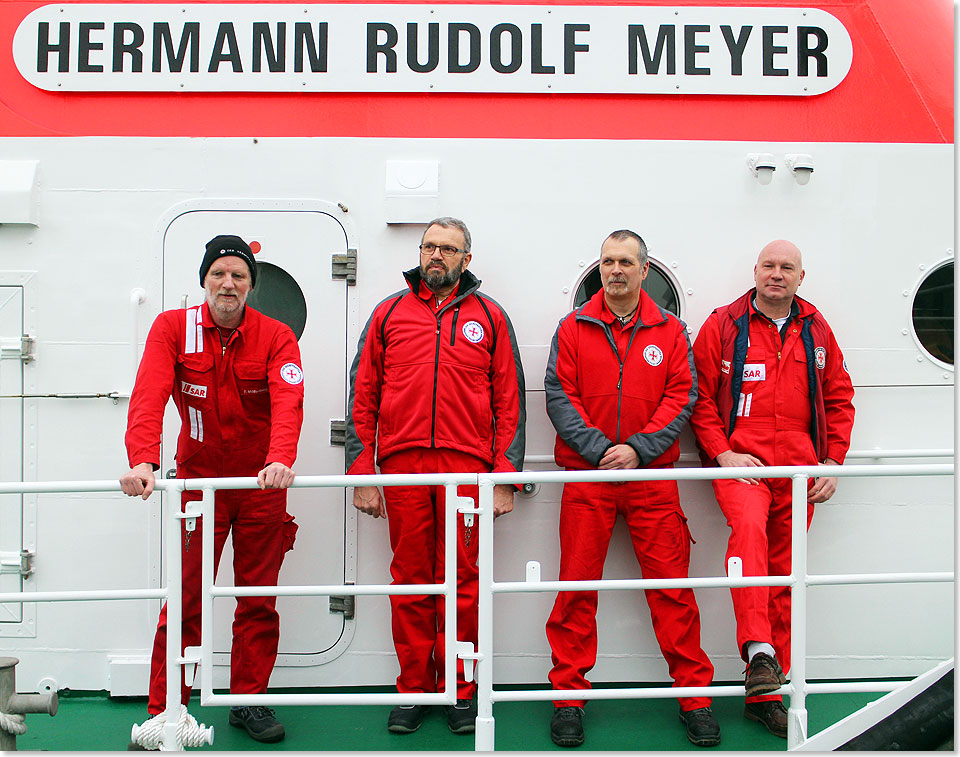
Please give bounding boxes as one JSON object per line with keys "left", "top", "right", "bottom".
{"left": 180, "top": 381, "right": 207, "bottom": 399}
{"left": 462, "top": 321, "right": 485, "bottom": 343}
{"left": 721, "top": 359, "right": 731, "bottom": 375}
{"left": 742, "top": 363, "right": 766, "bottom": 382}
{"left": 280, "top": 363, "right": 304, "bottom": 385}
{"left": 815, "top": 347, "right": 827, "bottom": 370}
{"left": 643, "top": 345, "right": 664, "bottom": 366}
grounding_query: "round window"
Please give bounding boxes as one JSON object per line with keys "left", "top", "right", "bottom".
{"left": 911, "top": 261, "right": 953, "bottom": 366}
{"left": 246, "top": 261, "right": 308, "bottom": 340}
{"left": 574, "top": 261, "right": 680, "bottom": 316}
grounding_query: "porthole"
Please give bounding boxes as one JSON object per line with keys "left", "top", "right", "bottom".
{"left": 247, "top": 261, "right": 308, "bottom": 340}
{"left": 911, "top": 261, "right": 953, "bottom": 366}
{"left": 573, "top": 260, "right": 680, "bottom": 316}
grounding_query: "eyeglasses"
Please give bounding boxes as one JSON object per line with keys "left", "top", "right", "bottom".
{"left": 419, "top": 243, "right": 466, "bottom": 258}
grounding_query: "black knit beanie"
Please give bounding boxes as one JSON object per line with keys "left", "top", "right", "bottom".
{"left": 199, "top": 235, "right": 257, "bottom": 287}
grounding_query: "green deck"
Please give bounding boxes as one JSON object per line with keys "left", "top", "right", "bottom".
{"left": 15, "top": 683, "right": 888, "bottom": 751}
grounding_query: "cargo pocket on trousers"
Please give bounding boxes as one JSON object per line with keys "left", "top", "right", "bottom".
{"left": 677, "top": 511, "right": 695, "bottom": 566}
{"left": 282, "top": 513, "right": 299, "bottom": 553}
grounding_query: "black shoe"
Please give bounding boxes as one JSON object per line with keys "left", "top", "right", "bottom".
{"left": 387, "top": 704, "right": 428, "bottom": 733}
{"left": 550, "top": 706, "right": 584, "bottom": 747}
{"left": 446, "top": 698, "right": 478, "bottom": 734}
{"left": 744, "top": 700, "right": 788, "bottom": 738}
{"left": 228, "top": 706, "right": 286, "bottom": 743}
{"left": 679, "top": 707, "right": 721, "bottom": 747}
{"left": 744, "top": 652, "right": 787, "bottom": 697}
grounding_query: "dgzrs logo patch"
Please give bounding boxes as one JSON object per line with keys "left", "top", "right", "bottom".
{"left": 814, "top": 346, "right": 827, "bottom": 370}
{"left": 643, "top": 345, "right": 664, "bottom": 366}
{"left": 280, "top": 363, "right": 304, "bottom": 385}
{"left": 462, "top": 321, "right": 485, "bottom": 343}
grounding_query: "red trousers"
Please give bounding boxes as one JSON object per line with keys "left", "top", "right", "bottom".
{"left": 378, "top": 448, "right": 483, "bottom": 700}
{"left": 713, "top": 477, "right": 814, "bottom": 704}
{"left": 147, "top": 485, "right": 295, "bottom": 714}
{"left": 546, "top": 478, "right": 714, "bottom": 711}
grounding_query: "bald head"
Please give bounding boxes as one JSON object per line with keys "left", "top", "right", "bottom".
{"left": 753, "top": 239, "right": 805, "bottom": 318}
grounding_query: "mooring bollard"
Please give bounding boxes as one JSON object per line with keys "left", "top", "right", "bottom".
{"left": 0, "top": 657, "right": 58, "bottom": 751}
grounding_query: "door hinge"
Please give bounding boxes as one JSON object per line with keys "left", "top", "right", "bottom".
{"left": 331, "top": 249, "right": 357, "bottom": 286}
{"left": 0, "top": 334, "right": 35, "bottom": 363}
{"left": 329, "top": 590, "right": 355, "bottom": 619}
{"left": 329, "top": 419, "right": 346, "bottom": 447}
{"left": 0, "top": 550, "right": 35, "bottom": 579}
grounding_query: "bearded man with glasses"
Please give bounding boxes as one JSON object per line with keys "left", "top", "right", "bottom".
{"left": 345, "top": 216, "right": 526, "bottom": 736}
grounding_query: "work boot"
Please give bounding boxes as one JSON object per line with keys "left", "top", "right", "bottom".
{"left": 387, "top": 704, "right": 428, "bottom": 733}
{"left": 678, "top": 707, "right": 721, "bottom": 747}
{"left": 744, "top": 653, "right": 787, "bottom": 697}
{"left": 445, "top": 698, "right": 478, "bottom": 734}
{"left": 550, "top": 706, "right": 585, "bottom": 747}
{"left": 228, "top": 705, "right": 286, "bottom": 743}
{"left": 744, "top": 700, "right": 788, "bottom": 738}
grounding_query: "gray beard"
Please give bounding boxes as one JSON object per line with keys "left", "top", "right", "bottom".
{"left": 421, "top": 262, "right": 463, "bottom": 292}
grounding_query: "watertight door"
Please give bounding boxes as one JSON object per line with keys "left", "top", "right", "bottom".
{"left": 0, "top": 286, "right": 24, "bottom": 627}
{"left": 162, "top": 208, "right": 350, "bottom": 672}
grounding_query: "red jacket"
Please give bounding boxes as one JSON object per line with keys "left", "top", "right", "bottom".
{"left": 126, "top": 303, "right": 304, "bottom": 475}
{"left": 691, "top": 290, "right": 855, "bottom": 466}
{"left": 345, "top": 268, "right": 525, "bottom": 475}
{"left": 545, "top": 288, "right": 696, "bottom": 470}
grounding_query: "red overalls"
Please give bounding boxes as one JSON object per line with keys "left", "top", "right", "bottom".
{"left": 691, "top": 292, "right": 854, "bottom": 704}
{"left": 544, "top": 289, "right": 714, "bottom": 711}
{"left": 126, "top": 303, "right": 304, "bottom": 713}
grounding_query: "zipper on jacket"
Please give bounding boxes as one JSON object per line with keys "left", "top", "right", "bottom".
{"left": 430, "top": 311, "right": 442, "bottom": 446}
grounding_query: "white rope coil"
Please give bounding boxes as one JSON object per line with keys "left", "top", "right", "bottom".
{"left": 130, "top": 705, "right": 214, "bottom": 750}
{"left": 0, "top": 711, "right": 27, "bottom": 736}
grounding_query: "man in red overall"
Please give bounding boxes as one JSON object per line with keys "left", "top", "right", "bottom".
{"left": 691, "top": 239, "right": 855, "bottom": 738}
{"left": 345, "top": 217, "right": 525, "bottom": 735}
{"left": 121, "top": 234, "right": 304, "bottom": 744}
{"left": 544, "top": 230, "right": 719, "bottom": 748}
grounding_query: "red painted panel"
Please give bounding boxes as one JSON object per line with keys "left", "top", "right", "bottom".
{"left": 0, "top": 0, "right": 952, "bottom": 141}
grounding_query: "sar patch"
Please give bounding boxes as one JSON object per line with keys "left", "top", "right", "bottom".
{"left": 742, "top": 364, "right": 766, "bottom": 381}
{"left": 280, "top": 363, "right": 304, "bottom": 385}
{"left": 643, "top": 345, "right": 664, "bottom": 366}
{"left": 815, "top": 346, "right": 827, "bottom": 370}
{"left": 462, "top": 321, "right": 485, "bottom": 343}
{"left": 181, "top": 381, "right": 207, "bottom": 399}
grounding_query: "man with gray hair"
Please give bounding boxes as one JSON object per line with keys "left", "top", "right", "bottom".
{"left": 345, "top": 217, "right": 526, "bottom": 735}
{"left": 544, "top": 229, "right": 719, "bottom": 748}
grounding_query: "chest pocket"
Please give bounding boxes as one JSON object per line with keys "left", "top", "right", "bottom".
{"left": 177, "top": 352, "right": 215, "bottom": 403}
{"left": 235, "top": 360, "right": 271, "bottom": 423}
{"left": 792, "top": 343, "right": 811, "bottom": 394}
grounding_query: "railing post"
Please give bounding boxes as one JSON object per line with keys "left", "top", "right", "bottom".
{"left": 162, "top": 488, "right": 184, "bottom": 750}
{"left": 788, "top": 473, "right": 809, "bottom": 748}
{"left": 475, "top": 478, "right": 496, "bottom": 751}
{"left": 199, "top": 487, "right": 215, "bottom": 705}
{"left": 444, "top": 483, "right": 460, "bottom": 708}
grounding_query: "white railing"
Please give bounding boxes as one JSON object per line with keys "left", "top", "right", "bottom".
{"left": 0, "top": 460, "right": 953, "bottom": 750}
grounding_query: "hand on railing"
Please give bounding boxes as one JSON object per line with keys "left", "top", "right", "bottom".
{"left": 353, "top": 485, "right": 386, "bottom": 518}
{"left": 258, "top": 462, "right": 296, "bottom": 490}
{"left": 119, "top": 462, "right": 157, "bottom": 500}
{"left": 715, "top": 450, "right": 763, "bottom": 485}
{"left": 493, "top": 484, "right": 514, "bottom": 518}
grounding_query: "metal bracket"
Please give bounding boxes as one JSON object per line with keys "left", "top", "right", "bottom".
{"left": 329, "top": 591, "right": 355, "bottom": 619}
{"left": 331, "top": 249, "right": 357, "bottom": 285}
{"left": 181, "top": 646, "right": 202, "bottom": 687}
{"left": 456, "top": 641, "right": 480, "bottom": 683}
{"left": 0, "top": 334, "right": 35, "bottom": 363}
{"left": 329, "top": 419, "right": 346, "bottom": 447}
{"left": 0, "top": 550, "right": 35, "bottom": 579}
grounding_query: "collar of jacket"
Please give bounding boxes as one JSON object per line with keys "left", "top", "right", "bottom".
{"left": 576, "top": 287, "right": 666, "bottom": 328}
{"left": 403, "top": 266, "right": 482, "bottom": 302}
{"left": 725, "top": 288, "right": 819, "bottom": 322}
{"left": 198, "top": 300, "right": 252, "bottom": 339}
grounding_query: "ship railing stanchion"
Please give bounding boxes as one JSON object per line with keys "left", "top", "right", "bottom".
{"left": 474, "top": 477, "right": 496, "bottom": 751}
{"left": 199, "top": 486, "right": 216, "bottom": 710}
{"left": 787, "top": 472, "right": 809, "bottom": 749}
{"left": 162, "top": 482, "right": 184, "bottom": 750}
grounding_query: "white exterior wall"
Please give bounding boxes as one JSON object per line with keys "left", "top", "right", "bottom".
{"left": 0, "top": 135, "right": 952, "bottom": 694}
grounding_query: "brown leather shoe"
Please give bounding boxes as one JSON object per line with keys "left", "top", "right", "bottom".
{"left": 744, "top": 653, "right": 787, "bottom": 696}
{"left": 744, "top": 700, "right": 788, "bottom": 738}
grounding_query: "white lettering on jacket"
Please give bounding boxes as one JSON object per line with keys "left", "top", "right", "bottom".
{"left": 181, "top": 381, "right": 207, "bottom": 398}
{"left": 742, "top": 363, "right": 765, "bottom": 382}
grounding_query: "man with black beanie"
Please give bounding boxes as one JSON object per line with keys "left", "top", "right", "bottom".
{"left": 121, "top": 234, "right": 304, "bottom": 746}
